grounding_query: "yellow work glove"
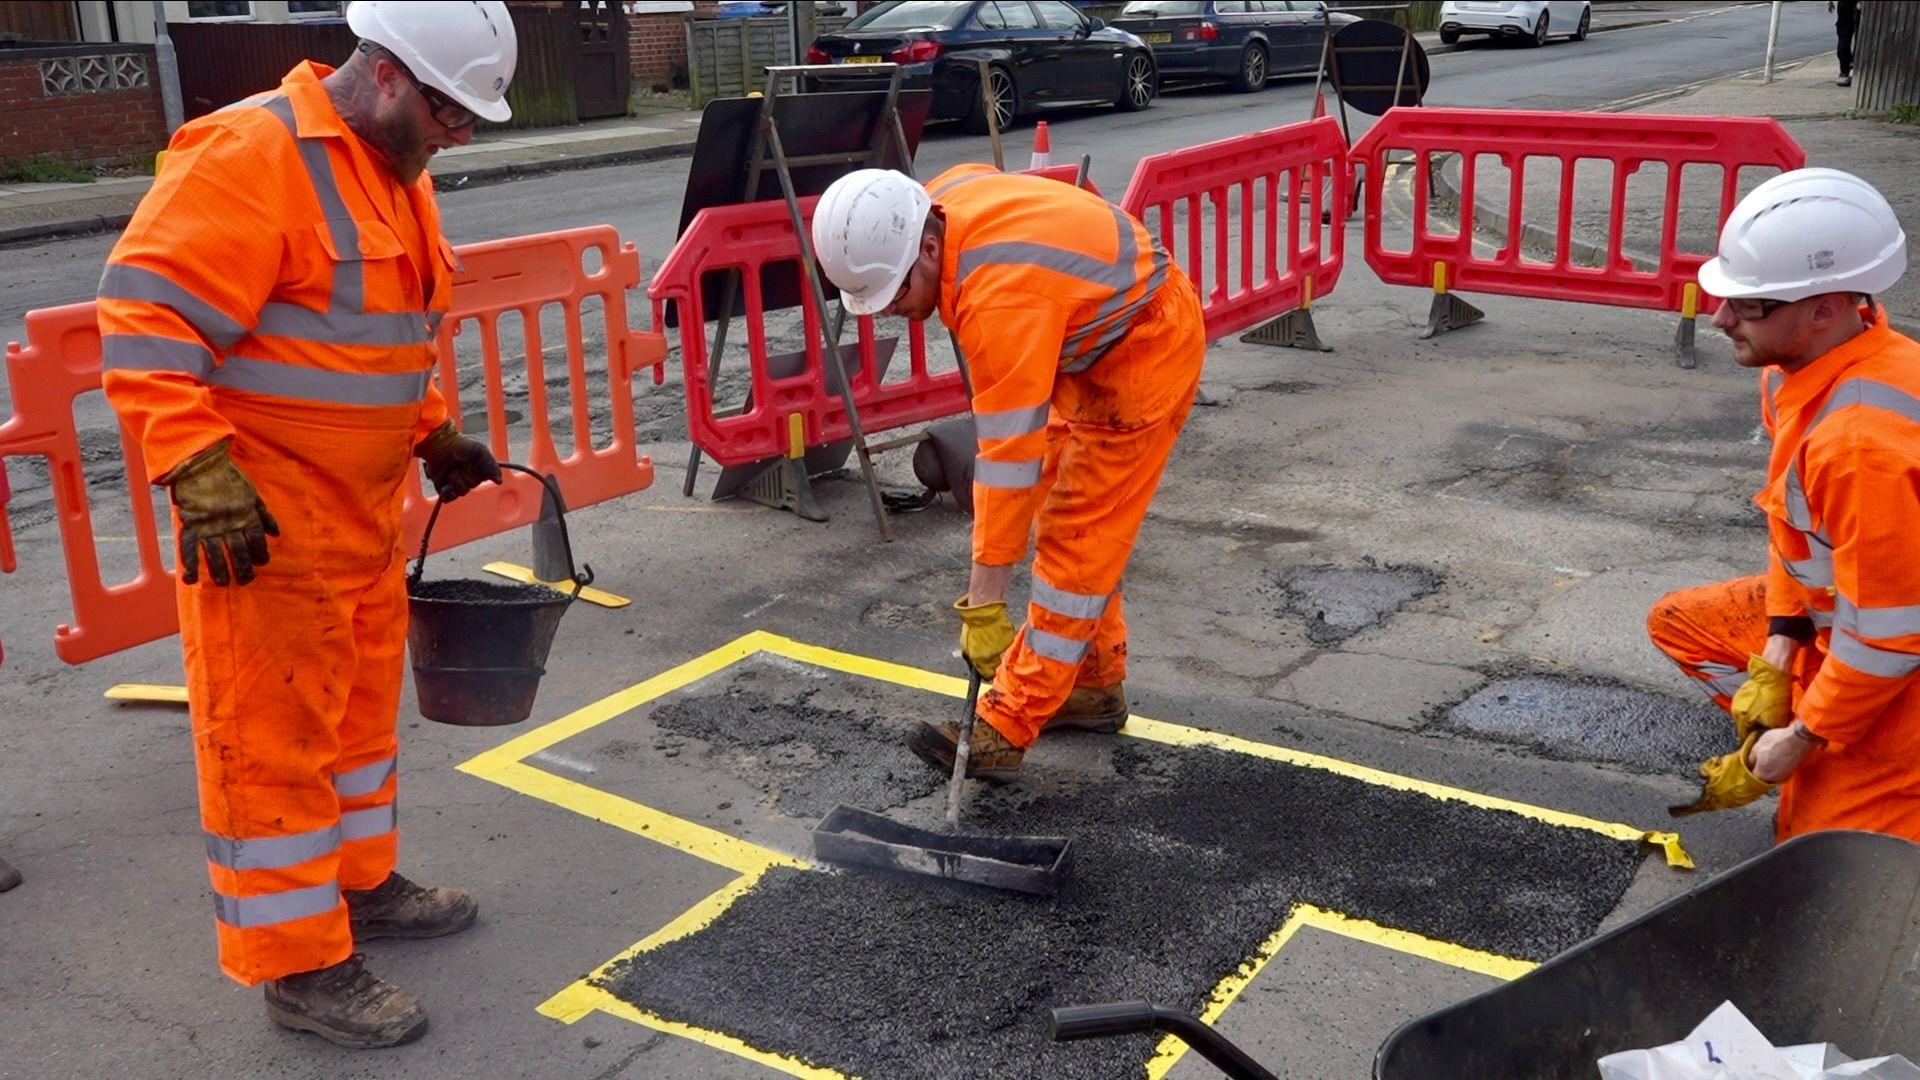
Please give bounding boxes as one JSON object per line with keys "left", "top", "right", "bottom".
{"left": 163, "top": 440, "right": 279, "bottom": 587}
{"left": 954, "top": 594, "right": 1016, "bottom": 680}
{"left": 1668, "top": 731, "right": 1775, "bottom": 817}
{"left": 1729, "top": 654, "right": 1792, "bottom": 741}
{"left": 415, "top": 421, "right": 502, "bottom": 503}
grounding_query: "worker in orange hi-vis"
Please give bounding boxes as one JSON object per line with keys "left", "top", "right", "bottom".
{"left": 1650, "top": 168, "right": 1918, "bottom": 842}
{"left": 811, "top": 165, "right": 1207, "bottom": 781}
{"left": 97, "top": 1, "right": 516, "bottom": 1049}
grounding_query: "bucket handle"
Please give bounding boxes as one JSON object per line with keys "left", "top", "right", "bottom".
{"left": 407, "top": 462, "right": 595, "bottom": 602}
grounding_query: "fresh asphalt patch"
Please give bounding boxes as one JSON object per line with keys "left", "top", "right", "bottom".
{"left": 1439, "top": 674, "right": 1734, "bottom": 775}
{"left": 596, "top": 727, "right": 1645, "bottom": 1079}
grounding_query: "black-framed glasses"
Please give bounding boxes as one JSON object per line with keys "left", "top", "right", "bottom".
{"left": 1725, "top": 296, "right": 1793, "bottom": 321}
{"left": 359, "top": 41, "right": 478, "bottom": 129}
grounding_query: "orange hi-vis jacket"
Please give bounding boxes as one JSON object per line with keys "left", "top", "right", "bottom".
{"left": 932, "top": 163, "right": 1184, "bottom": 566}
{"left": 98, "top": 61, "right": 457, "bottom": 984}
{"left": 1757, "top": 310, "right": 1920, "bottom": 839}
{"left": 929, "top": 164, "right": 1206, "bottom": 747}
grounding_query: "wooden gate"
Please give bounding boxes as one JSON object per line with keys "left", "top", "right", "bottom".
{"left": 1855, "top": 1, "right": 1920, "bottom": 115}
{"left": 570, "top": 0, "right": 630, "bottom": 119}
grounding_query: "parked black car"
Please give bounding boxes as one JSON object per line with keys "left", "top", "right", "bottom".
{"left": 1111, "top": 1, "right": 1358, "bottom": 92}
{"left": 806, "top": 1, "right": 1157, "bottom": 134}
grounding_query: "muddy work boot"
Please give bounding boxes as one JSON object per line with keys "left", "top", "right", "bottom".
{"left": 264, "top": 954, "right": 427, "bottom": 1048}
{"left": 1043, "top": 684, "right": 1129, "bottom": 733}
{"left": 907, "top": 718, "right": 1025, "bottom": 782}
{"left": 346, "top": 872, "right": 478, "bottom": 941}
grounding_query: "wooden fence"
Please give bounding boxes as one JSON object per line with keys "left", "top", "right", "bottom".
{"left": 1855, "top": 1, "right": 1920, "bottom": 114}
{"left": 686, "top": 15, "right": 853, "bottom": 106}
{"left": 170, "top": 6, "right": 579, "bottom": 130}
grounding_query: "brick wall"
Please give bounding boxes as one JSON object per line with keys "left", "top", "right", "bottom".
{"left": 0, "top": 47, "right": 168, "bottom": 170}
{"left": 624, "top": 3, "right": 726, "bottom": 92}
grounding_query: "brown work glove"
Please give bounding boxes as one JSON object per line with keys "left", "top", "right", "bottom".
{"left": 1668, "top": 731, "right": 1776, "bottom": 818}
{"left": 415, "top": 420, "right": 501, "bottom": 503}
{"left": 163, "top": 440, "right": 279, "bottom": 587}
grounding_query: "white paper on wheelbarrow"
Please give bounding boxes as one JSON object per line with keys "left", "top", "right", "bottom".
{"left": 1596, "top": 1001, "right": 1920, "bottom": 1080}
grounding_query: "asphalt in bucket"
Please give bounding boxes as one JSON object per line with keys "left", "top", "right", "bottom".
{"left": 597, "top": 737, "right": 1643, "bottom": 1079}
{"left": 1277, "top": 561, "right": 1444, "bottom": 644}
{"left": 1439, "top": 675, "right": 1735, "bottom": 774}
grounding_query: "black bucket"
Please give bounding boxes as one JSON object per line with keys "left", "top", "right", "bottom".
{"left": 405, "top": 463, "right": 593, "bottom": 727}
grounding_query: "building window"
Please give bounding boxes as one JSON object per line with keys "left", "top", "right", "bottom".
{"left": 186, "top": 1, "right": 254, "bottom": 19}
{"left": 287, "top": 1, "right": 345, "bottom": 15}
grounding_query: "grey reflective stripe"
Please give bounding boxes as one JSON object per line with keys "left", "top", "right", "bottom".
{"left": 1834, "top": 594, "right": 1920, "bottom": 640}
{"left": 100, "top": 334, "right": 214, "bottom": 376}
{"left": 1060, "top": 206, "right": 1140, "bottom": 356}
{"left": 974, "top": 403, "right": 1050, "bottom": 440}
{"left": 340, "top": 803, "right": 397, "bottom": 842}
{"left": 1784, "top": 466, "right": 1813, "bottom": 531}
{"left": 1032, "top": 578, "right": 1110, "bottom": 621}
{"left": 98, "top": 264, "right": 250, "bottom": 349}
{"left": 1811, "top": 607, "right": 1835, "bottom": 629}
{"left": 205, "top": 823, "right": 340, "bottom": 871}
{"left": 217, "top": 91, "right": 277, "bottom": 114}
{"left": 1829, "top": 630, "right": 1920, "bottom": 678}
{"left": 974, "top": 457, "right": 1043, "bottom": 489}
{"left": 1028, "top": 627, "right": 1092, "bottom": 664}
{"left": 957, "top": 241, "right": 1118, "bottom": 293}
{"left": 428, "top": 310, "right": 445, "bottom": 334}
{"left": 930, "top": 171, "right": 991, "bottom": 198}
{"left": 263, "top": 96, "right": 364, "bottom": 313}
{"left": 1766, "top": 369, "right": 1783, "bottom": 417}
{"left": 255, "top": 303, "right": 431, "bottom": 346}
{"left": 333, "top": 755, "right": 397, "bottom": 798}
{"left": 1061, "top": 206, "right": 1170, "bottom": 367}
{"left": 213, "top": 880, "right": 339, "bottom": 929}
{"left": 1067, "top": 255, "right": 1170, "bottom": 372}
{"left": 1807, "top": 377, "right": 1920, "bottom": 434}
{"left": 1783, "top": 553, "right": 1834, "bottom": 589}
{"left": 1693, "top": 661, "right": 1749, "bottom": 698}
{"left": 211, "top": 356, "right": 430, "bottom": 406}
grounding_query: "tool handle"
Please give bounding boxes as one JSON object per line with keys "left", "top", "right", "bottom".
{"left": 1049, "top": 1001, "right": 1157, "bottom": 1041}
{"left": 408, "top": 462, "right": 594, "bottom": 601}
{"left": 944, "top": 666, "right": 983, "bottom": 828}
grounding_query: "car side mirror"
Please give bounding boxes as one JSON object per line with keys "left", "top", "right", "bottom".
{"left": 1087, "top": 17, "right": 1105, "bottom": 31}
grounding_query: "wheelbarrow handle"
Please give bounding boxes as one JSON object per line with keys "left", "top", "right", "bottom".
{"left": 407, "top": 462, "right": 596, "bottom": 600}
{"left": 1050, "top": 1002, "right": 1279, "bottom": 1080}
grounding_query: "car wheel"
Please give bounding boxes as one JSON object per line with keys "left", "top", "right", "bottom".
{"left": 1573, "top": 7, "right": 1591, "bottom": 40}
{"left": 1439, "top": 27, "right": 1460, "bottom": 44}
{"left": 964, "top": 64, "right": 1017, "bottom": 135}
{"left": 1526, "top": 9, "right": 1549, "bottom": 46}
{"left": 1231, "top": 42, "right": 1268, "bottom": 93}
{"left": 1118, "top": 52, "right": 1155, "bottom": 112}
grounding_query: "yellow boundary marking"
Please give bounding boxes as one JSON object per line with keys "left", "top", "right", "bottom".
{"left": 1144, "top": 904, "right": 1535, "bottom": 1079}
{"left": 483, "top": 561, "right": 632, "bottom": 609}
{"left": 460, "top": 630, "right": 1688, "bottom": 1077}
{"left": 104, "top": 683, "right": 189, "bottom": 704}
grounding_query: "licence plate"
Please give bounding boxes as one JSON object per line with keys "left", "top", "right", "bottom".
{"left": 843, "top": 55, "right": 883, "bottom": 64}
{"left": 1144, "top": 31, "right": 1173, "bottom": 44}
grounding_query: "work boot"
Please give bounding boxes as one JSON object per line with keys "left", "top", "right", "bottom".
{"left": 346, "top": 872, "right": 477, "bottom": 941}
{"left": 264, "top": 954, "right": 427, "bottom": 1049}
{"left": 0, "top": 856, "right": 20, "bottom": 893}
{"left": 1043, "top": 684, "right": 1129, "bottom": 734}
{"left": 1839, "top": 74, "right": 1853, "bottom": 86}
{"left": 907, "top": 719, "right": 1024, "bottom": 782}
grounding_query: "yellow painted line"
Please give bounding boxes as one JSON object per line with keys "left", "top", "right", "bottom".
{"left": 483, "top": 562, "right": 631, "bottom": 609}
{"left": 104, "top": 683, "right": 188, "bottom": 704}
{"left": 463, "top": 630, "right": 1688, "bottom": 1076}
{"left": 1143, "top": 904, "right": 1535, "bottom": 1080}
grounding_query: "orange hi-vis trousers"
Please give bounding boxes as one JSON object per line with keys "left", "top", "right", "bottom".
{"left": 978, "top": 271, "right": 1206, "bottom": 747}
{"left": 1647, "top": 575, "right": 1920, "bottom": 843}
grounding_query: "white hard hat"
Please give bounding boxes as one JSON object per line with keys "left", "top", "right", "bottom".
{"left": 348, "top": 1, "right": 518, "bottom": 124}
{"left": 811, "top": 169, "right": 932, "bottom": 316}
{"left": 1698, "top": 167, "right": 1906, "bottom": 302}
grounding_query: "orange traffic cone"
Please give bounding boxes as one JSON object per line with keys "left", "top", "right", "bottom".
{"left": 1029, "top": 121, "right": 1051, "bottom": 170}
{"left": 1312, "top": 89, "right": 1327, "bottom": 119}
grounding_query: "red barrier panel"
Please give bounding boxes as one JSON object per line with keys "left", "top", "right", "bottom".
{"left": 1120, "top": 115, "right": 1348, "bottom": 343}
{"left": 1349, "top": 108, "right": 1805, "bottom": 313}
{"left": 652, "top": 194, "right": 967, "bottom": 468}
{"left": 0, "top": 225, "right": 663, "bottom": 666}
{"left": 1023, "top": 162, "right": 1105, "bottom": 198}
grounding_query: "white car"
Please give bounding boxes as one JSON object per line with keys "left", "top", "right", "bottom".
{"left": 1438, "top": 1, "right": 1592, "bottom": 47}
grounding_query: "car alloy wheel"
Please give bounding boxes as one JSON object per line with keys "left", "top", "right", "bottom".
{"left": 1531, "top": 9, "right": 1549, "bottom": 45}
{"left": 1574, "top": 8, "right": 1590, "bottom": 39}
{"left": 1124, "top": 54, "right": 1155, "bottom": 109}
{"left": 1239, "top": 45, "right": 1266, "bottom": 91}
{"left": 989, "top": 67, "right": 1015, "bottom": 131}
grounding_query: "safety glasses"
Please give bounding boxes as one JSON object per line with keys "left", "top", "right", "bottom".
{"left": 1725, "top": 296, "right": 1793, "bottom": 321}
{"left": 361, "top": 42, "right": 478, "bottom": 130}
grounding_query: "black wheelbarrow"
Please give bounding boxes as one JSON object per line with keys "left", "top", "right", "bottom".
{"left": 406, "top": 463, "right": 593, "bottom": 726}
{"left": 1049, "top": 831, "right": 1920, "bottom": 1079}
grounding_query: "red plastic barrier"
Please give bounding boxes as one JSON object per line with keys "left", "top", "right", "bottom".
{"left": 1349, "top": 107, "right": 1805, "bottom": 313}
{"left": 1120, "top": 115, "right": 1348, "bottom": 342}
{"left": 0, "top": 226, "right": 663, "bottom": 666}
{"left": 1022, "top": 162, "right": 1105, "bottom": 198}
{"left": 652, "top": 194, "right": 968, "bottom": 468}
